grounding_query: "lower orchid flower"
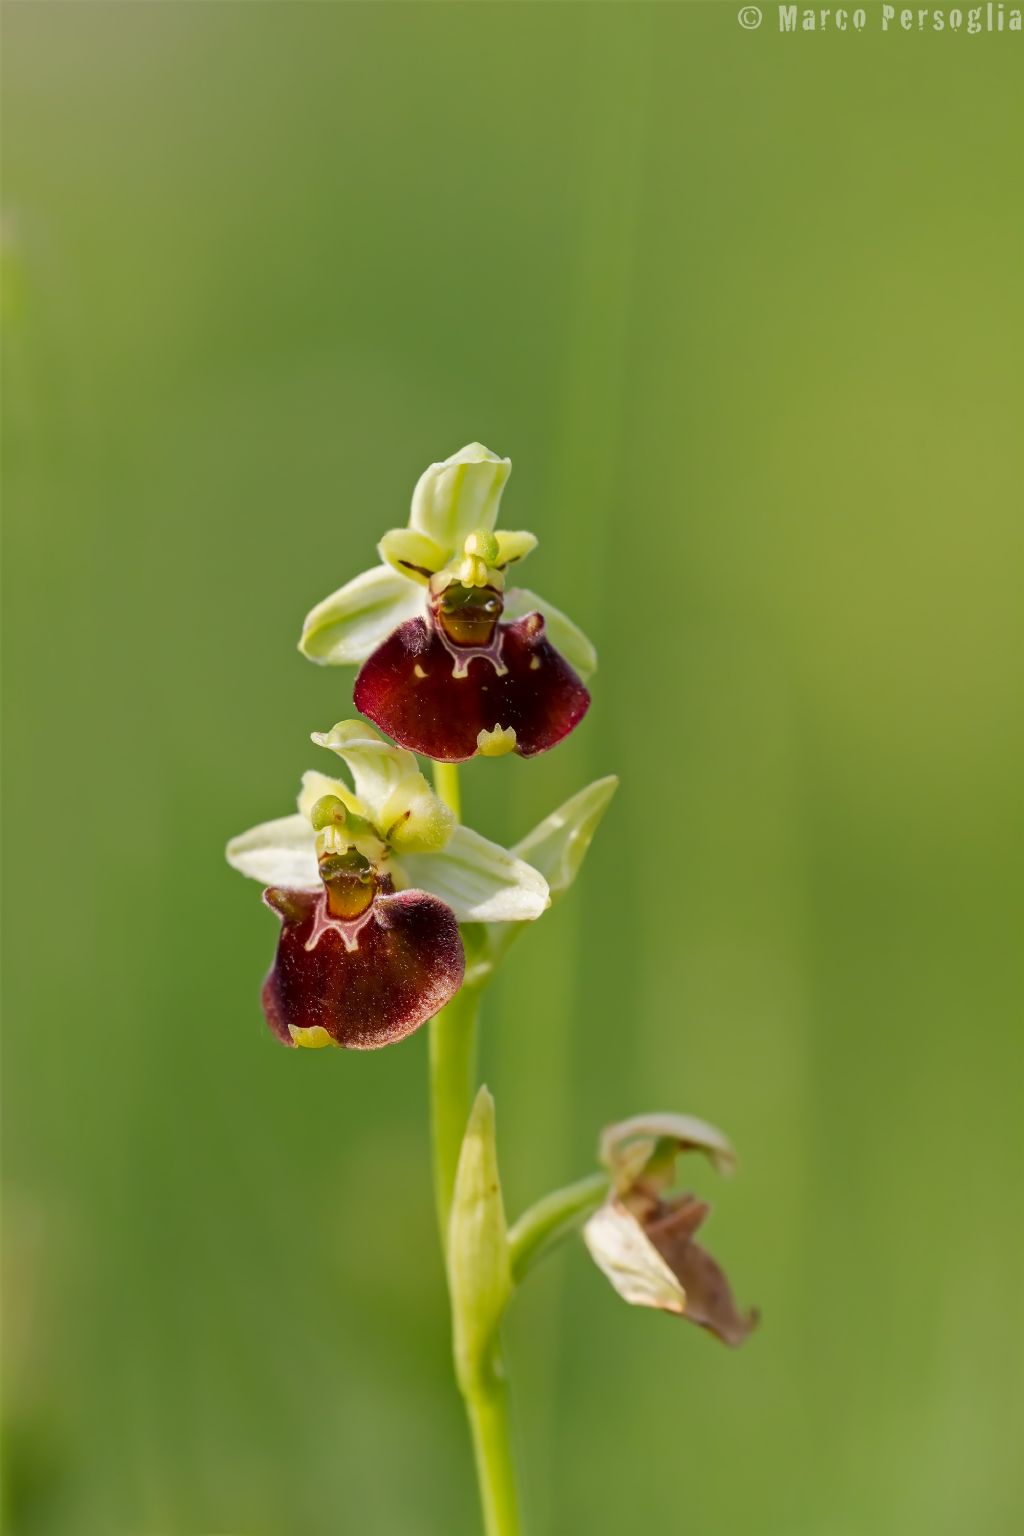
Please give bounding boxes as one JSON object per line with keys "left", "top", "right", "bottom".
{"left": 226, "top": 721, "right": 549, "bottom": 1048}
{"left": 299, "top": 443, "right": 595, "bottom": 762}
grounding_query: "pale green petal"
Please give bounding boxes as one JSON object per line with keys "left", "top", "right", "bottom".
{"left": 311, "top": 720, "right": 453, "bottom": 852}
{"left": 502, "top": 587, "right": 597, "bottom": 679}
{"left": 512, "top": 776, "right": 618, "bottom": 900}
{"left": 225, "top": 813, "right": 318, "bottom": 890}
{"left": 299, "top": 564, "right": 424, "bottom": 666}
{"left": 409, "top": 443, "right": 511, "bottom": 552}
{"left": 583, "top": 1201, "right": 687, "bottom": 1315}
{"left": 448, "top": 1088, "right": 511, "bottom": 1392}
{"left": 378, "top": 526, "right": 448, "bottom": 585}
{"left": 494, "top": 529, "right": 538, "bottom": 567}
{"left": 402, "top": 825, "right": 549, "bottom": 923}
{"left": 377, "top": 778, "right": 454, "bottom": 853}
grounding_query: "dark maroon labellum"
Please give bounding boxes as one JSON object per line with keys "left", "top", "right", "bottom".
{"left": 353, "top": 606, "right": 590, "bottom": 763}
{"left": 261, "top": 882, "right": 464, "bottom": 1049}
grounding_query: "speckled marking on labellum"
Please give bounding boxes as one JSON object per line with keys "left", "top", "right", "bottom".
{"left": 353, "top": 587, "right": 590, "bottom": 763}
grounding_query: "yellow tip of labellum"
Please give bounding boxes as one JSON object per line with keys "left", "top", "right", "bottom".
{"left": 476, "top": 725, "right": 518, "bottom": 757}
{"left": 288, "top": 1024, "right": 336, "bottom": 1049}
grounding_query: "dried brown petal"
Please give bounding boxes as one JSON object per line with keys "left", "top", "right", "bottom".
{"left": 644, "top": 1195, "right": 759, "bottom": 1348}
{"left": 584, "top": 1195, "right": 757, "bottom": 1347}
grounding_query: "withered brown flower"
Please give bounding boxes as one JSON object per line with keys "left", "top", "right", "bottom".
{"left": 584, "top": 1114, "right": 758, "bottom": 1347}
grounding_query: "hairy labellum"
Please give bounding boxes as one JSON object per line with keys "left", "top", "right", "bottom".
{"left": 353, "top": 596, "right": 590, "bottom": 763}
{"left": 261, "top": 880, "right": 464, "bottom": 1049}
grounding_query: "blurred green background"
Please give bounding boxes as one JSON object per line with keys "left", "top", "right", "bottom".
{"left": 3, "top": 4, "right": 1022, "bottom": 1533}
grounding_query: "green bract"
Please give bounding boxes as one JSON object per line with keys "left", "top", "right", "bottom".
{"left": 298, "top": 443, "right": 596, "bottom": 678}
{"left": 462, "top": 775, "right": 619, "bottom": 985}
{"left": 225, "top": 720, "right": 550, "bottom": 924}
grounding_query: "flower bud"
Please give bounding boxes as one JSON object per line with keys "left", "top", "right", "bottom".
{"left": 448, "top": 1087, "right": 512, "bottom": 1391}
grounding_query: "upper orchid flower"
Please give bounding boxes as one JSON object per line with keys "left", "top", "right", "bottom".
{"left": 226, "top": 721, "right": 549, "bottom": 1049}
{"left": 299, "top": 444, "right": 596, "bottom": 762}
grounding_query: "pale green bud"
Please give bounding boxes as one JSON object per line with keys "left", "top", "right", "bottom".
{"left": 448, "top": 1087, "right": 511, "bottom": 1393}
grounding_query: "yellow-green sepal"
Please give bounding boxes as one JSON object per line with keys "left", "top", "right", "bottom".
{"left": 465, "top": 776, "right": 619, "bottom": 985}
{"left": 410, "top": 443, "right": 511, "bottom": 552}
{"left": 514, "top": 775, "right": 619, "bottom": 901}
{"left": 299, "top": 564, "right": 424, "bottom": 666}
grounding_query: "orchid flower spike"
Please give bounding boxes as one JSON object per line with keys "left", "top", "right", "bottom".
{"left": 226, "top": 721, "right": 549, "bottom": 1048}
{"left": 583, "top": 1114, "right": 758, "bottom": 1348}
{"left": 299, "top": 444, "right": 595, "bottom": 762}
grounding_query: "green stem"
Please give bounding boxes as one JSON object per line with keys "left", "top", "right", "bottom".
{"left": 429, "top": 760, "right": 522, "bottom": 1536}
{"left": 432, "top": 759, "right": 462, "bottom": 821}
{"left": 507, "top": 1172, "right": 610, "bottom": 1284}
{"left": 429, "top": 759, "right": 473, "bottom": 1238}
{"left": 465, "top": 1358, "right": 520, "bottom": 1536}
{"left": 429, "top": 984, "right": 480, "bottom": 1239}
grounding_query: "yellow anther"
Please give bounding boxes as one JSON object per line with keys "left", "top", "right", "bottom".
{"left": 459, "top": 554, "right": 491, "bottom": 588}
{"left": 316, "top": 823, "right": 350, "bottom": 859}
